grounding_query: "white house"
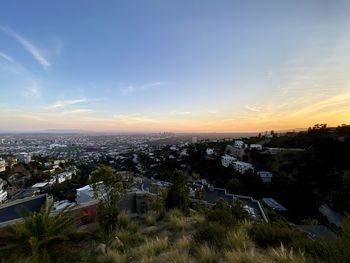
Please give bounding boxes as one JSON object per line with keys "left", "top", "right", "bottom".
{"left": 206, "top": 148, "right": 215, "bottom": 155}
{"left": 76, "top": 185, "right": 95, "bottom": 204}
{"left": 232, "top": 161, "right": 254, "bottom": 174}
{"left": 221, "top": 155, "right": 237, "bottom": 168}
{"left": 257, "top": 171, "right": 273, "bottom": 183}
{"left": 16, "top": 152, "right": 31, "bottom": 164}
{"left": 250, "top": 144, "right": 263, "bottom": 150}
{"left": 234, "top": 140, "right": 245, "bottom": 149}
{"left": 55, "top": 171, "right": 73, "bottom": 184}
{"left": 76, "top": 182, "right": 106, "bottom": 204}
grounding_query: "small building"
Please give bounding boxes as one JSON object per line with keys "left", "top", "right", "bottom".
{"left": 76, "top": 185, "right": 95, "bottom": 204}
{"left": 54, "top": 171, "right": 73, "bottom": 184}
{"left": 257, "top": 171, "right": 273, "bottom": 183}
{"left": 250, "top": 144, "right": 263, "bottom": 150}
{"left": 232, "top": 161, "right": 254, "bottom": 174}
{"left": 16, "top": 152, "right": 31, "bottom": 164}
{"left": 206, "top": 148, "right": 215, "bottom": 155}
{"left": 234, "top": 140, "right": 245, "bottom": 149}
{"left": 221, "top": 155, "right": 237, "bottom": 168}
{"left": 225, "top": 145, "right": 245, "bottom": 158}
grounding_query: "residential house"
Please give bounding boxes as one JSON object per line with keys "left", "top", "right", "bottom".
{"left": 232, "top": 161, "right": 254, "bottom": 174}
{"left": 257, "top": 171, "right": 273, "bottom": 183}
{"left": 206, "top": 148, "right": 215, "bottom": 155}
{"left": 249, "top": 144, "right": 263, "bottom": 150}
{"left": 234, "top": 140, "right": 245, "bottom": 149}
{"left": 225, "top": 145, "right": 245, "bottom": 158}
{"left": 16, "top": 152, "right": 31, "bottom": 164}
{"left": 221, "top": 155, "right": 237, "bottom": 168}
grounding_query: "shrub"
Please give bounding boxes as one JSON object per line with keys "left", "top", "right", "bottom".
{"left": 206, "top": 208, "right": 237, "bottom": 228}
{"left": 248, "top": 223, "right": 304, "bottom": 248}
{"left": 194, "top": 222, "right": 227, "bottom": 248}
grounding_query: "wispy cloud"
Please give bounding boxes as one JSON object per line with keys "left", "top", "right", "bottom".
{"left": 171, "top": 111, "right": 192, "bottom": 115}
{"left": 245, "top": 105, "right": 261, "bottom": 112}
{"left": 48, "top": 99, "right": 88, "bottom": 109}
{"left": 0, "top": 51, "right": 22, "bottom": 74}
{"left": 0, "top": 26, "right": 51, "bottom": 69}
{"left": 23, "top": 81, "right": 41, "bottom": 98}
{"left": 121, "top": 81, "right": 170, "bottom": 95}
{"left": 62, "top": 109, "right": 94, "bottom": 114}
{"left": 0, "top": 52, "right": 15, "bottom": 63}
{"left": 15, "top": 114, "right": 47, "bottom": 122}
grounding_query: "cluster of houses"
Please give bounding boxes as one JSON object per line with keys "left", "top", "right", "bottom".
{"left": 220, "top": 140, "right": 273, "bottom": 183}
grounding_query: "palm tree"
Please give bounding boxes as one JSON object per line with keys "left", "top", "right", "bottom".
{"left": 0, "top": 200, "right": 88, "bottom": 263}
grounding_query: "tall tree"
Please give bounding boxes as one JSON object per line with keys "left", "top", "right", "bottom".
{"left": 90, "top": 166, "right": 124, "bottom": 236}
{"left": 165, "top": 169, "right": 190, "bottom": 213}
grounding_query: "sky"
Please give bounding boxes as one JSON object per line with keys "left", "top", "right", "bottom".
{"left": 0, "top": 0, "right": 350, "bottom": 133}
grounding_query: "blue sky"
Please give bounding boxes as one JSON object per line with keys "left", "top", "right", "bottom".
{"left": 1, "top": 1, "right": 350, "bottom": 132}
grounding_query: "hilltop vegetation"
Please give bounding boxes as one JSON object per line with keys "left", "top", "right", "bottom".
{"left": 0, "top": 196, "right": 349, "bottom": 263}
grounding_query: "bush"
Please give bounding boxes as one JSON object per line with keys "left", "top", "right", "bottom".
{"left": 206, "top": 208, "right": 237, "bottom": 228}
{"left": 248, "top": 223, "right": 304, "bottom": 248}
{"left": 194, "top": 222, "right": 227, "bottom": 248}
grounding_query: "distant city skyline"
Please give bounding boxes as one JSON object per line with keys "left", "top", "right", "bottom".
{"left": 1, "top": 1, "right": 350, "bottom": 132}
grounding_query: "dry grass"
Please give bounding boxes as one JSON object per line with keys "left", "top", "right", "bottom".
{"left": 143, "top": 212, "right": 157, "bottom": 226}
{"left": 226, "top": 228, "right": 254, "bottom": 251}
{"left": 269, "top": 243, "right": 306, "bottom": 263}
{"left": 130, "top": 236, "right": 169, "bottom": 260}
{"left": 166, "top": 209, "right": 188, "bottom": 232}
{"left": 195, "top": 243, "right": 217, "bottom": 263}
{"left": 117, "top": 212, "right": 137, "bottom": 232}
{"left": 161, "top": 249, "right": 195, "bottom": 263}
{"left": 174, "top": 235, "right": 192, "bottom": 250}
{"left": 224, "top": 247, "right": 268, "bottom": 263}
{"left": 97, "top": 250, "right": 127, "bottom": 263}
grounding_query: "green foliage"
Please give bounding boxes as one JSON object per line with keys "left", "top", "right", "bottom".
{"left": 248, "top": 223, "right": 305, "bottom": 248}
{"left": 206, "top": 199, "right": 249, "bottom": 228}
{"left": 194, "top": 222, "right": 227, "bottom": 248}
{"left": 0, "top": 201, "right": 88, "bottom": 263}
{"left": 165, "top": 169, "right": 190, "bottom": 213}
{"left": 90, "top": 166, "right": 124, "bottom": 235}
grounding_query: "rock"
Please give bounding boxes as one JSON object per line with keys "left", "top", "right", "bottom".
{"left": 108, "top": 236, "right": 124, "bottom": 249}
{"left": 95, "top": 243, "right": 107, "bottom": 254}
